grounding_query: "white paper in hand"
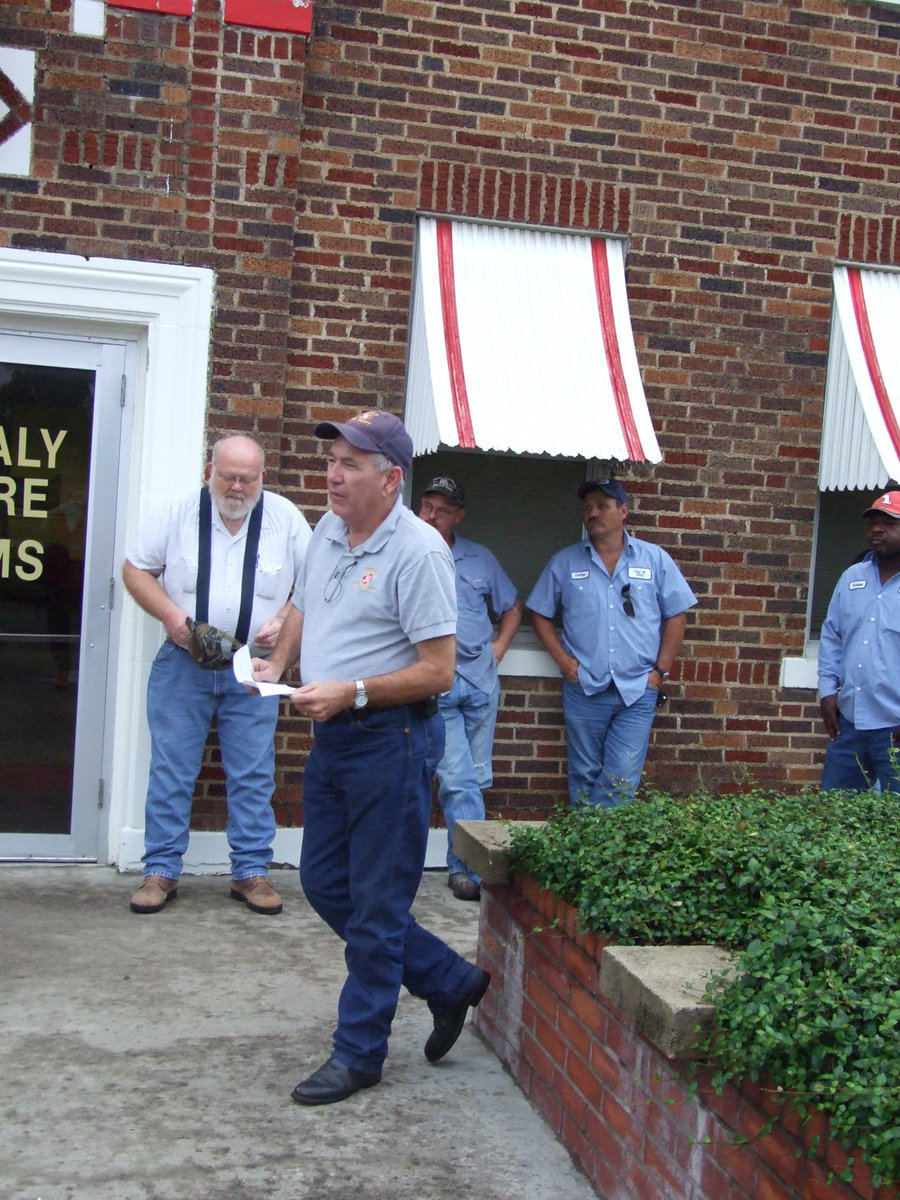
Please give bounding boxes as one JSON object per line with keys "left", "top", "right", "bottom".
{"left": 233, "top": 644, "right": 296, "bottom": 697}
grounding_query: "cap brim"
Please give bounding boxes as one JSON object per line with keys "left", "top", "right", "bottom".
{"left": 314, "top": 421, "right": 342, "bottom": 441}
{"left": 315, "top": 420, "right": 380, "bottom": 456}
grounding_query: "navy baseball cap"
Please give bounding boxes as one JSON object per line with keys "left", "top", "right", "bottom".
{"left": 423, "top": 475, "right": 466, "bottom": 506}
{"left": 315, "top": 410, "right": 413, "bottom": 473}
{"left": 577, "top": 478, "right": 629, "bottom": 505}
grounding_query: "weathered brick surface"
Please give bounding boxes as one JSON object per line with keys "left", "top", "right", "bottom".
{"left": 475, "top": 880, "right": 899, "bottom": 1200}
{"left": 3, "top": 0, "right": 900, "bottom": 825}
{"left": 2, "top": 0, "right": 305, "bottom": 450}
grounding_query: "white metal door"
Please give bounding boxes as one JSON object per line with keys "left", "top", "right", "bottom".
{"left": 0, "top": 332, "right": 126, "bottom": 860}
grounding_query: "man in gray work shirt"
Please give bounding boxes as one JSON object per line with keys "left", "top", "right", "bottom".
{"left": 253, "top": 411, "right": 490, "bottom": 1106}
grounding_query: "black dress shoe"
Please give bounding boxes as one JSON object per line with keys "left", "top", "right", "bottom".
{"left": 424, "top": 968, "right": 491, "bottom": 1063}
{"left": 290, "top": 1056, "right": 381, "bottom": 1106}
{"left": 448, "top": 872, "right": 481, "bottom": 901}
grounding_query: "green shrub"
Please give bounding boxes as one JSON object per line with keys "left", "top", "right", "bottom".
{"left": 507, "top": 789, "right": 900, "bottom": 1184}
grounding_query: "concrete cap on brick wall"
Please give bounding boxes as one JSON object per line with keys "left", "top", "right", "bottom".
{"left": 453, "top": 819, "right": 544, "bottom": 883}
{"left": 457, "top": 818, "right": 738, "bottom": 1061}
{"left": 600, "top": 945, "right": 736, "bottom": 1060}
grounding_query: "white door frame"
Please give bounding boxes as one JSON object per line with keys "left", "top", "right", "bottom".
{"left": 0, "top": 332, "right": 128, "bottom": 860}
{"left": 0, "top": 249, "right": 213, "bottom": 866}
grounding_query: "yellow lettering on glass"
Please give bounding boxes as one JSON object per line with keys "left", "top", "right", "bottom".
{"left": 23, "top": 478, "right": 48, "bottom": 518}
{"left": 0, "top": 427, "right": 68, "bottom": 468}
{"left": 16, "top": 540, "right": 43, "bottom": 580}
{"left": 41, "top": 429, "right": 67, "bottom": 469}
{"left": 0, "top": 539, "right": 44, "bottom": 581}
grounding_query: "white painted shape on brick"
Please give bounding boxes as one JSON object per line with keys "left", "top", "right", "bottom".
{"left": 116, "top": 825, "right": 451, "bottom": 874}
{"left": 405, "top": 217, "right": 662, "bottom": 463}
{"left": 780, "top": 649, "right": 818, "bottom": 690}
{"left": 0, "top": 125, "right": 31, "bottom": 177}
{"left": 72, "top": 0, "right": 106, "bottom": 37}
{"left": 0, "top": 46, "right": 35, "bottom": 101}
{"left": 819, "top": 265, "right": 900, "bottom": 491}
{"left": 0, "top": 47, "right": 35, "bottom": 177}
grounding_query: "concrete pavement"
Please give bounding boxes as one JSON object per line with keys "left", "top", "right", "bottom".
{"left": 2, "top": 865, "right": 599, "bottom": 1200}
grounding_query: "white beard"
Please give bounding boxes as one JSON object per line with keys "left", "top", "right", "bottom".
{"left": 215, "top": 494, "right": 256, "bottom": 521}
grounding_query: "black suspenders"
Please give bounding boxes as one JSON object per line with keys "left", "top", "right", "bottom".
{"left": 195, "top": 487, "right": 264, "bottom": 645}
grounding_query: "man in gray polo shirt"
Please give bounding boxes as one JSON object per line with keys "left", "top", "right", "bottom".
{"left": 253, "top": 411, "right": 490, "bottom": 1106}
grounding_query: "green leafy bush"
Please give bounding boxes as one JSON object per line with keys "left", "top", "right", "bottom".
{"left": 507, "top": 789, "right": 900, "bottom": 1184}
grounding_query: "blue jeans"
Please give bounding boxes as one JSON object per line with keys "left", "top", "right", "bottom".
{"left": 562, "top": 680, "right": 658, "bottom": 808}
{"left": 821, "top": 714, "right": 900, "bottom": 793}
{"left": 300, "top": 706, "right": 483, "bottom": 1074}
{"left": 436, "top": 673, "right": 500, "bottom": 879}
{"left": 142, "top": 642, "right": 278, "bottom": 880}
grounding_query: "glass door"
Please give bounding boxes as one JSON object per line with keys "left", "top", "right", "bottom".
{"left": 0, "top": 333, "right": 126, "bottom": 860}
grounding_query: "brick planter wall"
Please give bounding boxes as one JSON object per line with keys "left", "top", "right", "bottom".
{"left": 474, "top": 875, "right": 899, "bottom": 1200}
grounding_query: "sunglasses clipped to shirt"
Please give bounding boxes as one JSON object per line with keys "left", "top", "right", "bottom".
{"left": 621, "top": 583, "right": 668, "bottom": 707}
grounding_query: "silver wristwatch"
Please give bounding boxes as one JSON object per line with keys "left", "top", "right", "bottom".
{"left": 353, "top": 680, "right": 368, "bottom": 709}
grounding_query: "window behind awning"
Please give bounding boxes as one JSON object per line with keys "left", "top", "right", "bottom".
{"left": 819, "top": 265, "right": 900, "bottom": 491}
{"left": 404, "top": 217, "right": 662, "bottom": 464}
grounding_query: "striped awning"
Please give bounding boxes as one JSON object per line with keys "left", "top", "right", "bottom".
{"left": 403, "top": 217, "right": 661, "bottom": 464}
{"left": 819, "top": 265, "right": 900, "bottom": 491}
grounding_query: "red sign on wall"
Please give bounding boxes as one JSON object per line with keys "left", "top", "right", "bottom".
{"left": 224, "top": 0, "right": 313, "bottom": 35}
{"left": 109, "top": 0, "right": 193, "bottom": 14}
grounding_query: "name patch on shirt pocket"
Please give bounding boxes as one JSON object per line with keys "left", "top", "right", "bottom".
{"left": 570, "top": 570, "right": 589, "bottom": 580}
{"left": 848, "top": 580, "right": 867, "bottom": 590}
{"left": 628, "top": 567, "right": 653, "bottom": 580}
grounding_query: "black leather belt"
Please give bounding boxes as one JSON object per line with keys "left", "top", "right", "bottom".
{"left": 339, "top": 696, "right": 439, "bottom": 722}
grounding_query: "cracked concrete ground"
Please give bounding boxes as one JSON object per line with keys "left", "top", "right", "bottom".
{"left": 1, "top": 865, "right": 598, "bottom": 1200}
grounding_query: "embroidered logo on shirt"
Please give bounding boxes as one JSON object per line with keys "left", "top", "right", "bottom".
{"left": 849, "top": 580, "right": 867, "bottom": 590}
{"left": 628, "top": 567, "right": 652, "bottom": 580}
{"left": 571, "top": 570, "right": 589, "bottom": 580}
{"left": 355, "top": 569, "right": 376, "bottom": 590}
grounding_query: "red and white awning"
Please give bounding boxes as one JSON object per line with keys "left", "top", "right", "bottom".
{"left": 404, "top": 217, "right": 661, "bottom": 463}
{"left": 819, "top": 265, "right": 900, "bottom": 491}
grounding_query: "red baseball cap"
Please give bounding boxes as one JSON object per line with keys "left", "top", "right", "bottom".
{"left": 863, "top": 491, "right": 900, "bottom": 520}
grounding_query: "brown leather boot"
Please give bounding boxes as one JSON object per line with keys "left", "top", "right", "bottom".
{"left": 130, "top": 875, "right": 178, "bottom": 914}
{"left": 230, "top": 875, "right": 283, "bottom": 915}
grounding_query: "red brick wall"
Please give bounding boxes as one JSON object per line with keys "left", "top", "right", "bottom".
{"left": 1, "top": 0, "right": 306, "bottom": 453}
{"left": 476, "top": 876, "right": 899, "bottom": 1200}
{"left": 5, "top": 0, "right": 900, "bottom": 823}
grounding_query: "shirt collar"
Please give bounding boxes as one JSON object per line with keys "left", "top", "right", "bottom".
{"left": 326, "top": 494, "right": 404, "bottom": 554}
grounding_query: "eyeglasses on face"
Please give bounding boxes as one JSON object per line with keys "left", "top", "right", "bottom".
{"left": 324, "top": 559, "right": 355, "bottom": 604}
{"left": 215, "top": 471, "right": 262, "bottom": 487}
{"left": 420, "top": 498, "right": 458, "bottom": 519}
{"left": 621, "top": 583, "right": 635, "bottom": 618}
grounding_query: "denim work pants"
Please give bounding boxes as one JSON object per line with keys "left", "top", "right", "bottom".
{"left": 562, "top": 679, "right": 658, "bottom": 808}
{"left": 436, "top": 673, "right": 501, "bottom": 878}
{"left": 143, "top": 642, "right": 278, "bottom": 880}
{"left": 300, "top": 706, "right": 483, "bottom": 1075}
{"left": 821, "top": 713, "right": 900, "bottom": 793}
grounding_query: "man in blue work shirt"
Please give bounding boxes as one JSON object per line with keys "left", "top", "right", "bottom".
{"left": 818, "top": 490, "right": 900, "bottom": 793}
{"left": 418, "top": 477, "right": 521, "bottom": 901}
{"left": 527, "top": 479, "right": 697, "bottom": 808}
